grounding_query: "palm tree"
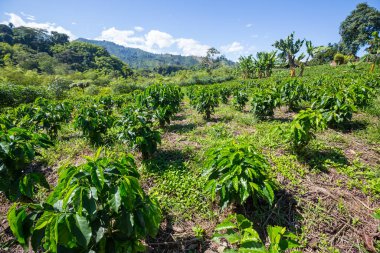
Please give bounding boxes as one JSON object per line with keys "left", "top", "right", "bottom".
{"left": 273, "top": 32, "right": 304, "bottom": 76}
{"left": 305, "top": 40, "right": 314, "bottom": 64}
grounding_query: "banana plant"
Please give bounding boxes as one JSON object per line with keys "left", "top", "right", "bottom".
{"left": 7, "top": 150, "right": 162, "bottom": 253}
{"left": 237, "top": 55, "right": 255, "bottom": 79}
{"left": 253, "top": 51, "right": 277, "bottom": 78}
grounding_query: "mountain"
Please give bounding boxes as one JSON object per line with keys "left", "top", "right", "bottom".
{"left": 77, "top": 38, "right": 204, "bottom": 69}
{"left": 77, "top": 38, "right": 234, "bottom": 69}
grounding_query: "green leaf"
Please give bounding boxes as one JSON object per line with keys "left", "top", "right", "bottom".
{"left": 73, "top": 214, "right": 92, "bottom": 247}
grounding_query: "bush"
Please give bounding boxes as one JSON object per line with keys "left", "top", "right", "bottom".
{"left": 192, "top": 88, "right": 219, "bottom": 120}
{"left": 284, "top": 109, "right": 326, "bottom": 151}
{"left": 116, "top": 106, "right": 161, "bottom": 160}
{"left": 213, "top": 214, "right": 300, "bottom": 252}
{"left": 111, "top": 82, "right": 142, "bottom": 95}
{"left": 251, "top": 90, "right": 278, "bottom": 119}
{"left": 8, "top": 151, "right": 162, "bottom": 252}
{"left": 74, "top": 104, "right": 114, "bottom": 144}
{"left": 0, "top": 127, "right": 52, "bottom": 201}
{"left": 203, "top": 142, "right": 274, "bottom": 209}
{"left": 334, "top": 53, "right": 345, "bottom": 65}
{"left": 232, "top": 90, "right": 249, "bottom": 111}
{"left": 0, "top": 83, "right": 49, "bottom": 108}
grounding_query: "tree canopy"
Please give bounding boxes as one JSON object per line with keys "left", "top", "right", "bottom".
{"left": 339, "top": 3, "right": 380, "bottom": 55}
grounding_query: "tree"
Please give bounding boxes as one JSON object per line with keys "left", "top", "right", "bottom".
{"left": 339, "top": 3, "right": 380, "bottom": 55}
{"left": 253, "top": 51, "right": 277, "bottom": 78}
{"left": 272, "top": 32, "right": 304, "bottom": 76}
{"left": 202, "top": 47, "right": 220, "bottom": 73}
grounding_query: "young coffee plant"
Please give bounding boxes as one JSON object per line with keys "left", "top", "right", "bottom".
{"left": 116, "top": 106, "right": 161, "bottom": 160}
{"left": 213, "top": 214, "right": 300, "bottom": 252}
{"left": 284, "top": 108, "right": 326, "bottom": 151}
{"left": 8, "top": 150, "right": 162, "bottom": 253}
{"left": 232, "top": 90, "right": 249, "bottom": 111}
{"left": 347, "top": 83, "right": 373, "bottom": 108}
{"left": 193, "top": 88, "right": 219, "bottom": 120}
{"left": 0, "top": 127, "right": 52, "bottom": 201}
{"left": 203, "top": 142, "right": 274, "bottom": 209}
{"left": 312, "top": 91, "right": 356, "bottom": 127}
{"left": 219, "top": 87, "right": 232, "bottom": 104}
{"left": 74, "top": 104, "right": 114, "bottom": 144}
{"left": 137, "top": 84, "right": 183, "bottom": 128}
{"left": 280, "top": 79, "right": 304, "bottom": 111}
{"left": 34, "top": 98, "right": 73, "bottom": 138}
{"left": 251, "top": 90, "right": 278, "bottom": 119}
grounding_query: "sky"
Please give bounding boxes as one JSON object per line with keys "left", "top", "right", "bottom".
{"left": 1, "top": 0, "right": 379, "bottom": 60}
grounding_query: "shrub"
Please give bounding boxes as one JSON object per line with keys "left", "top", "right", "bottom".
{"left": 74, "top": 104, "right": 114, "bottom": 144}
{"left": 0, "top": 127, "right": 52, "bottom": 201}
{"left": 251, "top": 90, "right": 278, "bottom": 119}
{"left": 116, "top": 106, "right": 161, "bottom": 160}
{"left": 313, "top": 91, "right": 356, "bottom": 126}
{"left": 219, "top": 87, "right": 231, "bottom": 104}
{"left": 203, "top": 142, "right": 274, "bottom": 209}
{"left": 334, "top": 53, "right": 345, "bottom": 65}
{"left": 193, "top": 88, "right": 219, "bottom": 120}
{"left": 0, "top": 83, "right": 49, "bottom": 108}
{"left": 8, "top": 151, "right": 162, "bottom": 252}
{"left": 232, "top": 90, "right": 249, "bottom": 111}
{"left": 284, "top": 109, "right": 326, "bottom": 151}
{"left": 280, "top": 79, "right": 304, "bottom": 111}
{"left": 213, "top": 214, "right": 300, "bottom": 252}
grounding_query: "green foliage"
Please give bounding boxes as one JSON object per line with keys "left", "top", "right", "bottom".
{"left": 333, "top": 53, "right": 345, "bottom": 65}
{"left": 0, "top": 127, "right": 52, "bottom": 200}
{"left": 251, "top": 90, "right": 278, "bottom": 119}
{"left": 284, "top": 109, "right": 326, "bottom": 151}
{"left": 137, "top": 84, "right": 183, "bottom": 128}
{"left": 0, "top": 83, "right": 49, "bottom": 109}
{"left": 74, "top": 104, "right": 114, "bottom": 144}
{"left": 213, "top": 214, "right": 300, "bottom": 252}
{"left": 254, "top": 51, "right": 277, "bottom": 78}
{"left": 237, "top": 55, "right": 255, "bottom": 79}
{"left": 219, "top": 87, "right": 232, "bottom": 104}
{"left": 8, "top": 151, "right": 161, "bottom": 253}
{"left": 33, "top": 98, "right": 73, "bottom": 138}
{"left": 203, "top": 142, "right": 275, "bottom": 209}
{"left": 192, "top": 88, "right": 219, "bottom": 120}
{"left": 280, "top": 79, "right": 304, "bottom": 111}
{"left": 339, "top": 3, "right": 380, "bottom": 55}
{"left": 273, "top": 32, "right": 305, "bottom": 68}
{"left": 347, "top": 83, "right": 373, "bottom": 107}
{"left": 116, "top": 106, "right": 161, "bottom": 160}
{"left": 232, "top": 90, "right": 249, "bottom": 111}
{"left": 313, "top": 91, "right": 356, "bottom": 126}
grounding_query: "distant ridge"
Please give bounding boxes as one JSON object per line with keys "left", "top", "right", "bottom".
{"left": 77, "top": 38, "right": 206, "bottom": 69}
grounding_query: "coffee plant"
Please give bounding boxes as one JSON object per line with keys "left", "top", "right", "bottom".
{"left": 0, "top": 127, "right": 52, "bottom": 201}
{"left": 251, "top": 90, "right": 278, "bottom": 119}
{"left": 192, "top": 88, "right": 219, "bottom": 120}
{"left": 213, "top": 214, "right": 300, "bottom": 252}
{"left": 232, "top": 89, "right": 249, "bottom": 111}
{"left": 116, "top": 106, "right": 161, "bottom": 160}
{"left": 203, "top": 142, "right": 274, "bottom": 209}
{"left": 74, "top": 104, "right": 114, "bottom": 144}
{"left": 8, "top": 150, "right": 162, "bottom": 253}
{"left": 284, "top": 108, "right": 326, "bottom": 151}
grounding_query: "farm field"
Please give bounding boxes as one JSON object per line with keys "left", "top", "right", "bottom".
{"left": 0, "top": 64, "right": 379, "bottom": 253}
{"left": 0, "top": 1, "right": 380, "bottom": 253}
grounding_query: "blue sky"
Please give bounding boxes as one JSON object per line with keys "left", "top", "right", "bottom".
{"left": 1, "top": 0, "right": 379, "bottom": 60}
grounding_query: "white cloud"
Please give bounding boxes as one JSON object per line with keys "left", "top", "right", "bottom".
{"left": 246, "top": 23, "right": 253, "bottom": 28}
{"left": 71, "top": 21, "right": 77, "bottom": 25}
{"left": 221, "top": 41, "right": 244, "bottom": 53}
{"left": 20, "top": 12, "right": 35, "bottom": 21}
{"left": 96, "top": 27, "right": 210, "bottom": 56}
{"left": 176, "top": 38, "right": 209, "bottom": 56}
{"left": 2, "top": 13, "right": 76, "bottom": 39}
{"left": 134, "top": 26, "right": 144, "bottom": 32}
{"left": 145, "top": 30, "right": 174, "bottom": 48}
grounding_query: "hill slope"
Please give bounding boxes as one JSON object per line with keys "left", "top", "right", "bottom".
{"left": 77, "top": 38, "right": 204, "bottom": 69}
